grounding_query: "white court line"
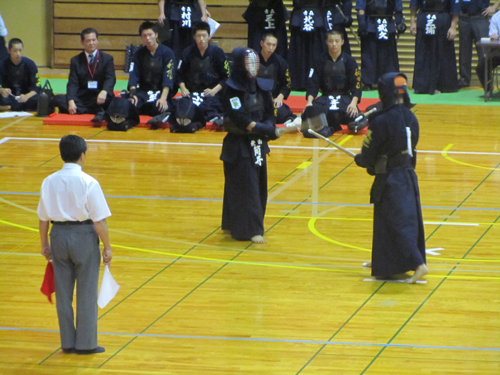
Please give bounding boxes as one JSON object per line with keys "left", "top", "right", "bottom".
{"left": 364, "top": 278, "right": 427, "bottom": 284}
{"left": 3, "top": 136, "right": 500, "bottom": 155}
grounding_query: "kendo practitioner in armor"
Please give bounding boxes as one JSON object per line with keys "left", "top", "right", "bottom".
{"left": 356, "top": 0, "right": 406, "bottom": 90}
{"left": 457, "top": 0, "right": 499, "bottom": 88}
{"left": 127, "top": 21, "right": 176, "bottom": 129}
{"left": 243, "top": 0, "right": 289, "bottom": 58}
{"left": 301, "top": 28, "right": 361, "bottom": 137}
{"left": 220, "top": 47, "right": 280, "bottom": 244}
{"left": 354, "top": 72, "right": 428, "bottom": 284}
{"left": 0, "top": 38, "right": 40, "bottom": 112}
{"left": 323, "top": 0, "right": 355, "bottom": 55}
{"left": 158, "top": 0, "right": 209, "bottom": 60}
{"left": 176, "top": 21, "right": 230, "bottom": 130}
{"left": 288, "top": 0, "right": 327, "bottom": 90}
{"left": 257, "top": 33, "right": 297, "bottom": 125}
{"left": 52, "top": 28, "right": 115, "bottom": 122}
{"left": 410, "top": 0, "right": 460, "bottom": 94}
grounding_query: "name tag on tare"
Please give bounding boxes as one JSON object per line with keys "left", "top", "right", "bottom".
{"left": 88, "top": 81, "right": 98, "bottom": 89}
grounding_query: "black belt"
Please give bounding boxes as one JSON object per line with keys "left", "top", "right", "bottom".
{"left": 51, "top": 219, "right": 93, "bottom": 225}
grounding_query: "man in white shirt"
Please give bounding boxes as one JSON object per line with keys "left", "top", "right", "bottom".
{"left": 37, "top": 134, "right": 112, "bottom": 355}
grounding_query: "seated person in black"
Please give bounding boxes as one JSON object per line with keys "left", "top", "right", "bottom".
{"left": 301, "top": 28, "right": 361, "bottom": 137}
{"left": 174, "top": 21, "right": 229, "bottom": 131}
{"left": 0, "top": 38, "right": 40, "bottom": 112}
{"left": 257, "top": 33, "right": 297, "bottom": 125}
{"left": 127, "top": 21, "right": 176, "bottom": 129}
{"left": 52, "top": 28, "right": 115, "bottom": 122}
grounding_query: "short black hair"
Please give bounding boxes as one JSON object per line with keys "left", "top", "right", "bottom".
{"left": 81, "top": 28, "right": 99, "bottom": 41}
{"left": 8, "top": 38, "right": 23, "bottom": 49}
{"left": 326, "top": 28, "right": 344, "bottom": 39}
{"left": 192, "top": 21, "right": 210, "bottom": 36}
{"left": 261, "top": 33, "right": 277, "bottom": 43}
{"left": 139, "top": 21, "right": 158, "bottom": 36}
{"left": 59, "top": 135, "right": 87, "bottom": 163}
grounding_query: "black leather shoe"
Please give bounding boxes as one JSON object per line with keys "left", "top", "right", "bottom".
{"left": 76, "top": 346, "right": 105, "bottom": 355}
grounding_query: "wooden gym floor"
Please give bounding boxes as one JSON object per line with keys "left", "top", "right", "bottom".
{"left": 0, "top": 101, "right": 499, "bottom": 374}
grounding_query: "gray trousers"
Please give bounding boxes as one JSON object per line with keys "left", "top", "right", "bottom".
{"left": 458, "top": 14, "right": 489, "bottom": 85}
{"left": 50, "top": 224, "right": 100, "bottom": 350}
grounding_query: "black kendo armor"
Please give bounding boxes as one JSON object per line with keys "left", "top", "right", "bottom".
{"left": 421, "top": 0, "right": 450, "bottom": 12}
{"left": 187, "top": 56, "right": 220, "bottom": 92}
{"left": 323, "top": 58, "right": 348, "bottom": 95}
{"left": 139, "top": 55, "right": 163, "bottom": 92}
{"left": 258, "top": 62, "right": 278, "bottom": 94}
{"left": 6, "top": 63, "right": 27, "bottom": 96}
{"left": 366, "top": 0, "right": 395, "bottom": 17}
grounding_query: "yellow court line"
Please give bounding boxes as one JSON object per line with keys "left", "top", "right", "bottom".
{"left": 442, "top": 144, "right": 500, "bottom": 170}
{"left": 306, "top": 217, "right": 500, "bottom": 264}
{"left": 1, "top": 218, "right": 500, "bottom": 280}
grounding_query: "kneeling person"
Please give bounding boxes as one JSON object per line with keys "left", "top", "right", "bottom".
{"left": 175, "top": 21, "right": 229, "bottom": 131}
{"left": 257, "top": 33, "right": 297, "bottom": 125}
{"left": 51, "top": 28, "right": 115, "bottom": 122}
{"left": 127, "top": 21, "right": 176, "bottom": 129}
{"left": 0, "top": 38, "right": 40, "bottom": 112}
{"left": 302, "top": 28, "right": 361, "bottom": 137}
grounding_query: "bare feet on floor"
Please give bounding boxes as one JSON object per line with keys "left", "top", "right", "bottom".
{"left": 362, "top": 261, "right": 372, "bottom": 268}
{"left": 251, "top": 235, "right": 266, "bottom": 244}
{"left": 405, "top": 264, "right": 428, "bottom": 284}
{"left": 222, "top": 229, "right": 231, "bottom": 234}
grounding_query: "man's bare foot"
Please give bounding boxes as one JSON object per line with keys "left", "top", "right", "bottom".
{"left": 405, "top": 264, "right": 428, "bottom": 284}
{"left": 0, "top": 105, "right": 11, "bottom": 111}
{"left": 362, "top": 261, "right": 372, "bottom": 268}
{"left": 251, "top": 235, "right": 266, "bottom": 244}
{"left": 222, "top": 229, "right": 231, "bottom": 234}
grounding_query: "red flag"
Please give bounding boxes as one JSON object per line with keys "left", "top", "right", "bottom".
{"left": 40, "top": 262, "right": 55, "bottom": 303}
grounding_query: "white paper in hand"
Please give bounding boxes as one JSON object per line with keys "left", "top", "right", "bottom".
{"left": 98, "top": 265, "right": 120, "bottom": 308}
{"left": 208, "top": 18, "right": 220, "bottom": 38}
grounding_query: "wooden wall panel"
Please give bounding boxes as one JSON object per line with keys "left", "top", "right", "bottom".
{"left": 54, "top": 3, "right": 157, "bottom": 19}
{"left": 54, "top": 50, "right": 126, "bottom": 68}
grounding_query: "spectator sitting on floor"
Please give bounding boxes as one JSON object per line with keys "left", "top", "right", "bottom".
{"left": 0, "top": 38, "right": 41, "bottom": 112}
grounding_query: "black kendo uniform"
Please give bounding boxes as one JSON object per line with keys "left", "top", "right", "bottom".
{"left": 458, "top": 0, "right": 490, "bottom": 87}
{"left": 176, "top": 43, "right": 230, "bottom": 126}
{"left": 220, "top": 48, "right": 278, "bottom": 242}
{"left": 243, "top": 0, "right": 289, "bottom": 58}
{"left": 303, "top": 51, "right": 362, "bottom": 136}
{"left": 323, "top": 0, "right": 354, "bottom": 55}
{"left": 355, "top": 72, "right": 426, "bottom": 277}
{"left": 162, "top": 0, "right": 203, "bottom": 59}
{"left": 52, "top": 51, "right": 115, "bottom": 114}
{"left": 128, "top": 44, "right": 176, "bottom": 116}
{"left": 258, "top": 51, "right": 296, "bottom": 124}
{"left": 289, "top": 0, "right": 326, "bottom": 91}
{"left": 411, "top": 0, "right": 460, "bottom": 94}
{"left": 0, "top": 56, "right": 40, "bottom": 111}
{"left": 356, "top": 0, "right": 404, "bottom": 88}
